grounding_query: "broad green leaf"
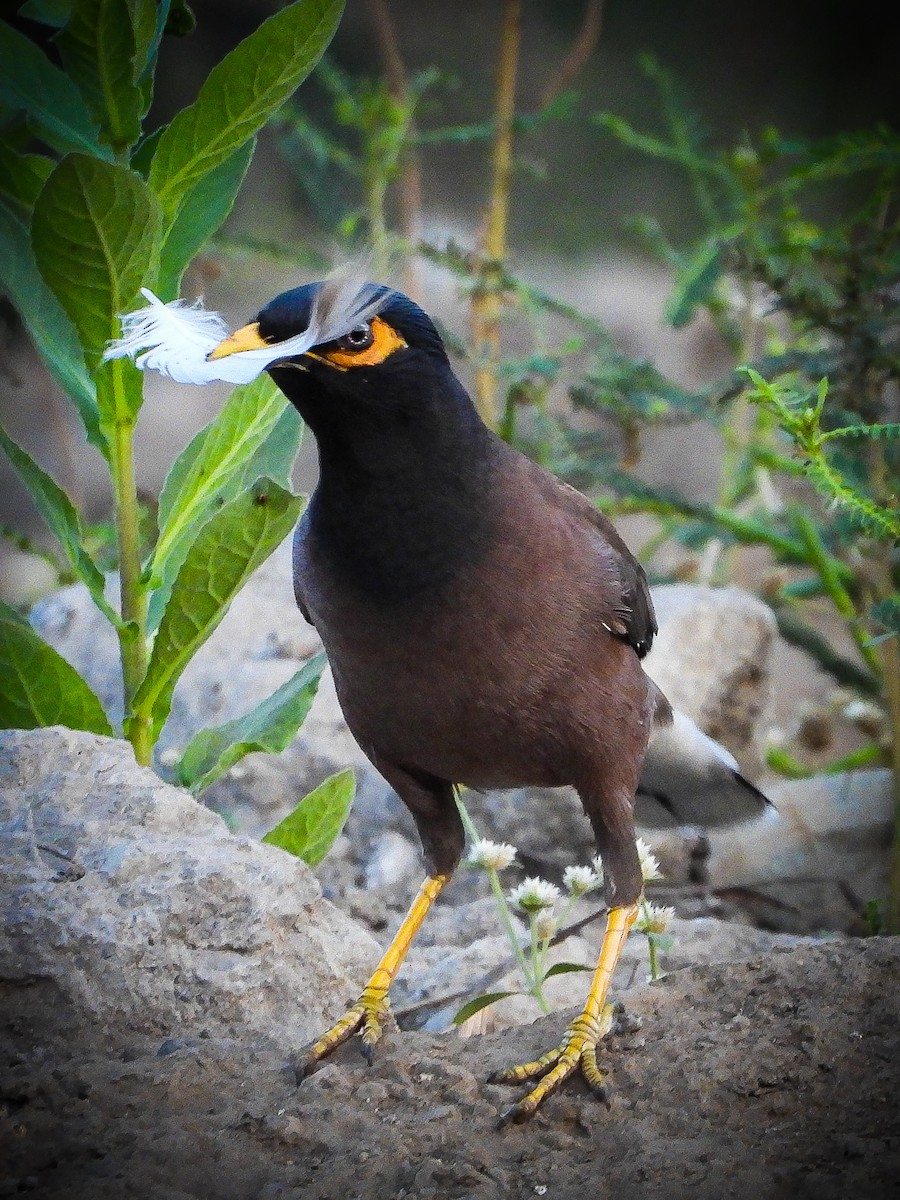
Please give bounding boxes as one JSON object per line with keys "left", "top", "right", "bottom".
{"left": 0, "top": 421, "right": 118, "bottom": 624}
{"left": 0, "top": 20, "right": 110, "bottom": 159}
{"left": 157, "top": 137, "right": 254, "bottom": 299}
{"left": 261, "top": 768, "right": 356, "bottom": 868}
{"left": 131, "top": 477, "right": 303, "bottom": 740}
{"left": 32, "top": 154, "right": 162, "bottom": 367}
{"left": 175, "top": 650, "right": 326, "bottom": 793}
{"left": 0, "top": 199, "right": 101, "bottom": 448}
{"left": 18, "top": 0, "right": 73, "bottom": 25}
{"left": 56, "top": 0, "right": 145, "bottom": 151}
{"left": 0, "top": 600, "right": 113, "bottom": 735}
{"left": 132, "top": 0, "right": 172, "bottom": 126}
{"left": 0, "top": 141, "right": 53, "bottom": 212}
{"left": 542, "top": 961, "right": 593, "bottom": 979}
{"left": 148, "top": 0, "right": 343, "bottom": 219}
{"left": 130, "top": 0, "right": 169, "bottom": 83}
{"left": 452, "top": 992, "right": 518, "bottom": 1026}
{"left": 148, "top": 377, "right": 300, "bottom": 628}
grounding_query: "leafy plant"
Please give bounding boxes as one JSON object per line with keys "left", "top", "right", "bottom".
{"left": 0, "top": 1, "right": 345, "bottom": 811}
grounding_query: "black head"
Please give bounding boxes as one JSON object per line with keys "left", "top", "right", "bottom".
{"left": 221, "top": 280, "right": 485, "bottom": 455}
{"left": 258, "top": 282, "right": 448, "bottom": 365}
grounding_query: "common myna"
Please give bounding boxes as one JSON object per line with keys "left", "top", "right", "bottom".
{"left": 111, "top": 274, "right": 770, "bottom": 1124}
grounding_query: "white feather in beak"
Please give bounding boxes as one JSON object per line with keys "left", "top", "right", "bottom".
{"left": 103, "top": 269, "right": 390, "bottom": 386}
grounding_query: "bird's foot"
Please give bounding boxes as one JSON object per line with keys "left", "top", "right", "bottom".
{"left": 490, "top": 1002, "right": 615, "bottom": 1126}
{"left": 299, "top": 979, "right": 392, "bottom": 1077}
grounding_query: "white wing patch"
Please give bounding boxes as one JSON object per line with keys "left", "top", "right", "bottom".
{"left": 103, "top": 269, "right": 390, "bottom": 386}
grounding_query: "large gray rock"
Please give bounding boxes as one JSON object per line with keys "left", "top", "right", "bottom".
{"left": 649, "top": 768, "right": 894, "bottom": 933}
{"left": 0, "top": 727, "right": 378, "bottom": 1046}
{"left": 643, "top": 583, "right": 777, "bottom": 766}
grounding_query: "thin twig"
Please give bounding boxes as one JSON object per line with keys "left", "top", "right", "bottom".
{"left": 540, "top": 0, "right": 605, "bottom": 109}
{"left": 470, "top": 0, "right": 521, "bottom": 427}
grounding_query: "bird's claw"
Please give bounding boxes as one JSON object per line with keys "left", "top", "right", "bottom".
{"left": 299, "top": 987, "right": 391, "bottom": 1078}
{"left": 491, "top": 1003, "right": 615, "bottom": 1125}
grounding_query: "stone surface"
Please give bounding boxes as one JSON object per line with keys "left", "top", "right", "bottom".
{"left": 0, "top": 727, "right": 378, "bottom": 1047}
{"left": 642, "top": 583, "right": 777, "bottom": 767}
{"left": 648, "top": 768, "right": 894, "bottom": 933}
{"left": 2, "top": 932, "right": 898, "bottom": 1199}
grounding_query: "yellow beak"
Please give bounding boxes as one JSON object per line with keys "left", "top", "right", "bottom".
{"left": 206, "top": 321, "right": 269, "bottom": 361}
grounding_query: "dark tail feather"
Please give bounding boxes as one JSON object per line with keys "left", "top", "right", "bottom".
{"left": 635, "top": 708, "right": 774, "bottom": 830}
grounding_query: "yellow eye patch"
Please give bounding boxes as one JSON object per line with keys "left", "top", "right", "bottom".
{"left": 316, "top": 315, "right": 407, "bottom": 369}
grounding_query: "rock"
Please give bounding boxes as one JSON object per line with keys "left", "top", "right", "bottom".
{"left": 642, "top": 583, "right": 777, "bottom": 766}
{"left": 648, "top": 768, "right": 894, "bottom": 933}
{"left": 0, "top": 727, "right": 378, "bottom": 1047}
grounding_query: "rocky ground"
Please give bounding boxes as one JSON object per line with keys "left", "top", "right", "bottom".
{"left": 3, "top": 727, "right": 899, "bottom": 1200}
{"left": 4, "top": 934, "right": 899, "bottom": 1199}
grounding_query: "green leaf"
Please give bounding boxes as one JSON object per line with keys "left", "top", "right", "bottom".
{"left": 130, "top": 0, "right": 169, "bottom": 83}
{"left": 148, "top": 0, "right": 343, "bottom": 219}
{"left": 18, "top": 0, "right": 73, "bottom": 26}
{"left": 452, "top": 992, "right": 518, "bottom": 1026}
{"left": 131, "top": 477, "right": 303, "bottom": 740}
{"left": 261, "top": 767, "right": 356, "bottom": 868}
{"left": 0, "top": 199, "right": 101, "bottom": 448}
{"left": 0, "top": 20, "right": 110, "bottom": 159}
{"left": 55, "top": 0, "right": 146, "bottom": 151}
{"left": 0, "top": 141, "right": 53, "bottom": 213}
{"left": 542, "top": 961, "right": 594, "bottom": 979}
{"left": 32, "top": 153, "right": 162, "bottom": 367}
{"left": 0, "top": 421, "right": 119, "bottom": 624}
{"left": 156, "top": 137, "right": 255, "bottom": 299}
{"left": 148, "top": 377, "right": 300, "bottom": 629}
{"left": 0, "top": 600, "right": 113, "bottom": 735}
{"left": 665, "top": 242, "right": 723, "bottom": 328}
{"left": 176, "top": 651, "right": 326, "bottom": 794}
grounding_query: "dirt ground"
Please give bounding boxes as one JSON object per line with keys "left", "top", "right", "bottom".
{"left": 3, "top": 938, "right": 898, "bottom": 1200}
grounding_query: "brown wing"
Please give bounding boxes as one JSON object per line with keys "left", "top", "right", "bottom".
{"left": 550, "top": 476, "right": 658, "bottom": 659}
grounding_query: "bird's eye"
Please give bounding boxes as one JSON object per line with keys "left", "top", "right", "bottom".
{"left": 336, "top": 323, "right": 374, "bottom": 352}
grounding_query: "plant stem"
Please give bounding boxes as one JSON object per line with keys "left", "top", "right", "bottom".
{"left": 790, "top": 507, "right": 882, "bottom": 677}
{"left": 107, "top": 398, "right": 150, "bottom": 765}
{"left": 529, "top": 915, "right": 550, "bottom": 1013}
{"left": 471, "top": 0, "right": 520, "bottom": 427}
{"left": 488, "top": 867, "right": 535, "bottom": 992}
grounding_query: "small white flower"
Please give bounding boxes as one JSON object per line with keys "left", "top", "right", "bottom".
{"left": 507, "top": 876, "right": 560, "bottom": 913}
{"left": 636, "top": 903, "right": 675, "bottom": 935}
{"left": 562, "top": 864, "right": 599, "bottom": 896}
{"left": 467, "top": 838, "right": 517, "bottom": 872}
{"left": 533, "top": 910, "right": 556, "bottom": 942}
{"left": 636, "top": 837, "right": 663, "bottom": 883}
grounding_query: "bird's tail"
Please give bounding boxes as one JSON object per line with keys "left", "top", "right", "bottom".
{"left": 635, "top": 691, "right": 772, "bottom": 829}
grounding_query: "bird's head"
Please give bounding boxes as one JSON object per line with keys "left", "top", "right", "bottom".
{"left": 206, "top": 280, "right": 454, "bottom": 429}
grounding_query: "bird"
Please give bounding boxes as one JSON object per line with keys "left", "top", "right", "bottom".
{"left": 113, "top": 274, "right": 771, "bottom": 1125}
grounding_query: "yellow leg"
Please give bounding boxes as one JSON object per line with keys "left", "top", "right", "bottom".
{"left": 300, "top": 874, "right": 448, "bottom": 1075}
{"left": 492, "top": 901, "right": 639, "bottom": 1125}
